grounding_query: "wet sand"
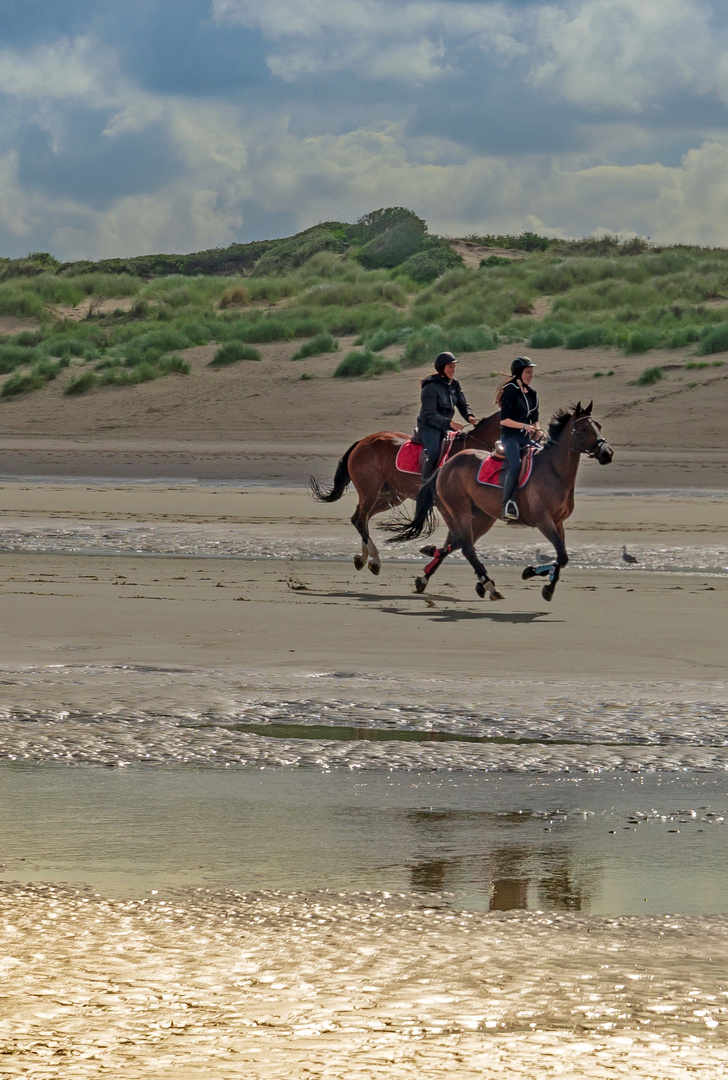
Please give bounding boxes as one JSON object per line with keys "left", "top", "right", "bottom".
{"left": 0, "top": 481, "right": 726, "bottom": 1077}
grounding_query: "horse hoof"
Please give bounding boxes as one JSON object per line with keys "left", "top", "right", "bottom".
{"left": 368, "top": 561, "right": 381, "bottom": 576}
{"left": 489, "top": 590, "right": 504, "bottom": 601}
{"left": 475, "top": 581, "right": 486, "bottom": 599}
{"left": 522, "top": 566, "right": 536, "bottom": 580}
{"left": 542, "top": 584, "right": 554, "bottom": 602}
{"left": 354, "top": 555, "right": 366, "bottom": 571}
{"left": 419, "top": 545, "right": 437, "bottom": 557}
{"left": 414, "top": 576, "right": 428, "bottom": 594}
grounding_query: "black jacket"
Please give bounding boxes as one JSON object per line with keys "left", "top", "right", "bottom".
{"left": 417, "top": 374, "right": 473, "bottom": 434}
{"left": 499, "top": 380, "right": 539, "bottom": 434}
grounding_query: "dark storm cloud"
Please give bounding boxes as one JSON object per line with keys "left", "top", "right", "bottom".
{"left": 16, "top": 111, "right": 182, "bottom": 209}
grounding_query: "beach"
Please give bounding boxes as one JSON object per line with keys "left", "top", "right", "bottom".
{"left": 0, "top": 345, "right": 727, "bottom": 1077}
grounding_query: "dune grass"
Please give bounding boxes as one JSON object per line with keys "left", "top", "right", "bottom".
{"left": 5, "top": 233, "right": 728, "bottom": 396}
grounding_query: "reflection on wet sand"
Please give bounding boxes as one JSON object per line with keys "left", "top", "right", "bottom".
{"left": 406, "top": 809, "right": 599, "bottom": 911}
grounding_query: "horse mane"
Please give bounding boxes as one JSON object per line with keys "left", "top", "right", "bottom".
{"left": 546, "top": 408, "right": 573, "bottom": 443}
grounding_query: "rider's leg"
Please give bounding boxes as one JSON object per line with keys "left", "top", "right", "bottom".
{"left": 419, "top": 429, "right": 443, "bottom": 483}
{"left": 501, "top": 437, "right": 522, "bottom": 520}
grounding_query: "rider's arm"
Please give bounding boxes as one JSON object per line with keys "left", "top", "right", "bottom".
{"left": 454, "top": 382, "right": 475, "bottom": 424}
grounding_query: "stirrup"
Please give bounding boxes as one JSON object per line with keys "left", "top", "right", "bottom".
{"left": 502, "top": 500, "right": 519, "bottom": 521}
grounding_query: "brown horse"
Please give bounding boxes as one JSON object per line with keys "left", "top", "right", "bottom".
{"left": 384, "top": 402, "right": 613, "bottom": 602}
{"left": 310, "top": 411, "right": 501, "bottom": 575}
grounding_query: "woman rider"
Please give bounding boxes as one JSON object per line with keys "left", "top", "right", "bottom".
{"left": 415, "top": 352, "right": 477, "bottom": 482}
{"left": 496, "top": 356, "right": 542, "bottom": 520}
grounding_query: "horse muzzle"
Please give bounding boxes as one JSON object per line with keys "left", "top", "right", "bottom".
{"left": 596, "top": 442, "right": 614, "bottom": 465}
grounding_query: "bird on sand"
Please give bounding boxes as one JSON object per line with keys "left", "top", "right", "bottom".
{"left": 535, "top": 548, "right": 552, "bottom": 564}
{"left": 622, "top": 545, "right": 638, "bottom": 564}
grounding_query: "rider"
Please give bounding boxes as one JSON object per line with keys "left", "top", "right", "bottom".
{"left": 415, "top": 352, "right": 477, "bottom": 482}
{"left": 496, "top": 356, "right": 542, "bottom": 520}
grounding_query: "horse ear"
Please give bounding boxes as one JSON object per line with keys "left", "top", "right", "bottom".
{"left": 574, "top": 401, "right": 582, "bottom": 415}
{"left": 585, "top": 400, "right": 593, "bottom": 414}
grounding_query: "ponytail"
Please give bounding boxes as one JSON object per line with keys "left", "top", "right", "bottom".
{"left": 494, "top": 374, "right": 516, "bottom": 406}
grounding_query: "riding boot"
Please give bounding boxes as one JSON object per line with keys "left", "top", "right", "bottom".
{"left": 501, "top": 467, "right": 519, "bottom": 520}
{"left": 420, "top": 453, "right": 437, "bottom": 484}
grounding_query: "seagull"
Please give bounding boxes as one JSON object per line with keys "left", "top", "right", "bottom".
{"left": 535, "top": 548, "right": 552, "bottom": 564}
{"left": 622, "top": 545, "right": 638, "bottom": 564}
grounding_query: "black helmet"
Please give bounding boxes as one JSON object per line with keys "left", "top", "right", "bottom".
{"left": 510, "top": 356, "right": 535, "bottom": 377}
{"left": 434, "top": 351, "right": 458, "bottom": 373}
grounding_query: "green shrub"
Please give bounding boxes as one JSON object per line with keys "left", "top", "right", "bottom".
{"left": 667, "top": 326, "right": 702, "bottom": 348}
{"left": 396, "top": 245, "right": 464, "bottom": 283}
{"left": 157, "top": 354, "right": 190, "bottom": 374}
{"left": 1, "top": 370, "right": 44, "bottom": 397}
{"left": 448, "top": 325, "right": 498, "bottom": 351}
{"left": 1, "top": 360, "right": 63, "bottom": 396}
{"left": 529, "top": 326, "right": 565, "bottom": 348}
{"left": 14, "top": 330, "right": 45, "bottom": 346}
{"left": 43, "top": 337, "right": 98, "bottom": 360}
{"left": 359, "top": 327, "right": 412, "bottom": 351}
{"left": 0, "top": 343, "right": 39, "bottom": 373}
{"left": 332, "top": 349, "right": 399, "bottom": 377}
{"left": 402, "top": 325, "right": 449, "bottom": 367}
{"left": 334, "top": 350, "right": 376, "bottom": 377}
{"left": 565, "top": 325, "right": 610, "bottom": 349}
{"left": 479, "top": 255, "right": 513, "bottom": 268}
{"left": 128, "top": 362, "right": 159, "bottom": 384}
{"left": 698, "top": 322, "right": 728, "bottom": 355}
{"left": 209, "top": 341, "right": 261, "bottom": 367}
{"left": 624, "top": 327, "right": 663, "bottom": 353}
{"left": 634, "top": 365, "right": 664, "bottom": 386}
{"left": 291, "top": 333, "right": 339, "bottom": 360}
{"left": 357, "top": 221, "right": 428, "bottom": 270}
{"left": 63, "top": 370, "right": 98, "bottom": 395}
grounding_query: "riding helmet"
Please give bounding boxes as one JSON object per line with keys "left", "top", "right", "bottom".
{"left": 510, "top": 356, "right": 536, "bottom": 376}
{"left": 434, "top": 351, "right": 458, "bottom": 373}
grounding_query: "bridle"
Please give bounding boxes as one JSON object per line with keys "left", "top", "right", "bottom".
{"left": 572, "top": 414, "right": 609, "bottom": 458}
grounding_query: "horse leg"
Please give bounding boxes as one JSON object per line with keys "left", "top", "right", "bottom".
{"left": 461, "top": 539, "right": 504, "bottom": 601}
{"left": 537, "top": 521, "right": 568, "bottom": 602}
{"left": 353, "top": 491, "right": 400, "bottom": 575}
{"left": 414, "top": 531, "right": 460, "bottom": 593}
{"left": 351, "top": 502, "right": 370, "bottom": 571}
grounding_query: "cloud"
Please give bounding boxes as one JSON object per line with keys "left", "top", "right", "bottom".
{"left": 212, "top": 0, "right": 521, "bottom": 84}
{"left": 1, "top": 1, "right": 728, "bottom": 258}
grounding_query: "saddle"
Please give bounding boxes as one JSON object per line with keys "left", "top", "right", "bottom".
{"left": 476, "top": 446, "right": 535, "bottom": 488}
{"left": 395, "top": 431, "right": 457, "bottom": 475}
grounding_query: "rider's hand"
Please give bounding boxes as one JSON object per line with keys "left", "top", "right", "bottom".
{"left": 451, "top": 421, "right": 464, "bottom": 431}
{"left": 467, "top": 415, "right": 477, "bottom": 425}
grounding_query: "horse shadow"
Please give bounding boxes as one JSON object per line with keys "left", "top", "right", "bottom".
{"left": 379, "top": 606, "right": 557, "bottom": 625}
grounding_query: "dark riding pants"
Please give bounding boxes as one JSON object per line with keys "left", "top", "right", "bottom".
{"left": 417, "top": 426, "right": 444, "bottom": 480}
{"left": 501, "top": 434, "right": 526, "bottom": 506}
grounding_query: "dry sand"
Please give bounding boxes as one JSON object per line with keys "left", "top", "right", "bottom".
{"left": 0, "top": 342, "right": 726, "bottom": 1076}
{"left": 0, "top": 339, "right": 726, "bottom": 487}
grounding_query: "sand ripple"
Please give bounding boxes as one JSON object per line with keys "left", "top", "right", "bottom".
{"left": 0, "top": 886, "right": 726, "bottom": 1079}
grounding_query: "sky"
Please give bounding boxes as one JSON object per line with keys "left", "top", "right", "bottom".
{"left": 2, "top": 0, "right": 728, "bottom": 259}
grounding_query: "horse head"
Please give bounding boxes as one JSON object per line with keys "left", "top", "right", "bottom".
{"left": 572, "top": 402, "right": 613, "bottom": 464}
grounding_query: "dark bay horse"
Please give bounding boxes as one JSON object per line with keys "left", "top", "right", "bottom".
{"left": 384, "top": 402, "right": 613, "bottom": 602}
{"left": 310, "top": 411, "right": 501, "bottom": 575}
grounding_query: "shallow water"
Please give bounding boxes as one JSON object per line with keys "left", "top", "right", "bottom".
{"left": 0, "top": 520, "right": 726, "bottom": 573}
{"left": 1, "top": 764, "right": 727, "bottom": 916}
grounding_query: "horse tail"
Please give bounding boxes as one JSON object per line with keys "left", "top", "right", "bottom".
{"left": 383, "top": 473, "right": 439, "bottom": 543}
{"left": 309, "top": 440, "right": 359, "bottom": 502}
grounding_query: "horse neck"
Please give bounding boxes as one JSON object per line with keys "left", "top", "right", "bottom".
{"left": 545, "top": 419, "right": 582, "bottom": 490}
{"left": 463, "top": 412, "right": 500, "bottom": 451}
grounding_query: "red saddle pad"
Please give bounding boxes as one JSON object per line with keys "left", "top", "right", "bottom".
{"left": 395, "top": 440, "right": 424, "bottom": 474}
{"left": 477, "top": 448, "right": 534, "bottom": 487}
{"left": 395, "top": 432, "right": 457, "bottom": 475}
